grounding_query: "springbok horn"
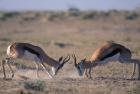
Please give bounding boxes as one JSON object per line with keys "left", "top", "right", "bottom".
{"left": 55, "top": 55, "right": 70, "bottom": 75}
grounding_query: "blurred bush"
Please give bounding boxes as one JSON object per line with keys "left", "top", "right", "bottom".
{"left": 125, "top": 12, "right": 139, "bottom": 20}
{"left": 24, "top": 80, "right": 45, "bottom": 91}
{"left": 0, "top": 9, "right": 139, "bottom": 21}
{"left": 0, "top": 12, "right": 19, "bottom": 21}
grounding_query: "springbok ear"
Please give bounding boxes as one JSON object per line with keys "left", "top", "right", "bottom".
{"left": 74, "top": 61, "right": 77, "bottom": 66}
{"left": 81, "top": 58, "right": 86, "bottom": 62}
{"left": 58, "top": 56, "right": 63, "bottom": 62}
{"left": 84, "top": 58, "right": 86, "bottom": 61}
{"left": 72, "top": 54, "right": 77, "bottom": 66}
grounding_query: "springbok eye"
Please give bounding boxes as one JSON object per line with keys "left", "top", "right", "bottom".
{"left": 81, "top": 58, "right": 86, "bottom": 63}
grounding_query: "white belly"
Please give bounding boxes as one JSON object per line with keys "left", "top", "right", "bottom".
{"left": 22, "top": 50, "right": 38, "bottom": 61}
{"left": 98, "top": 53, "right": 120, "bottom": 65}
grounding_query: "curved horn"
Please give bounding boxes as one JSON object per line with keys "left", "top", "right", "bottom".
{"left": 58, "top": 56, "right": 63, "bottom": 62}
{"left": 55, "top": 55, "right": 70, "bottom": 75}
{"left": 62, "top": 55, "right": 70, "bottom": 64}
{"left": 72, "top": 54, "right": 77, "bottom": 66}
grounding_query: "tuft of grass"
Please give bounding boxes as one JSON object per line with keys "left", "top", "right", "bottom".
{"left": 125, "top": 12, "right": 139, "bottom": 20}
{"left": 16, "top": 89, "right": 33, "bottom": 94}
{"left": 123, "top": 36, "right": 131, "bottom": 42}
{"left": 48, "top": 12, "right": 66, "bottom": 21}
{"left": 0, "top": 37, "right": 10, "bottom": 42}
{"left": 80, "top": 11, "right": 99, "bottom": 20}
{"left": 0, "top": 12, "right": 19, "bottom": 21}
{"left": 68, "top": 7, "right": 81, "bottom": 17}
{"left": 128, "top": 85, "right": 140, "bottom": 94}
{"left": 16, "top": 89, "right": 26, "bottom": 94}
{"left": 132, "top": 47, "right": 140, "bottom": 55}
{"left": 23, "top": 80, "right": 45, "bottom": 91}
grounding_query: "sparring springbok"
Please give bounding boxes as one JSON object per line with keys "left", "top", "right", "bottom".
{"left": 72, "top": 42, "right": 140, "bottom": 80}
{"left": 1, "top": 42, "right": 70, "bottom": 80}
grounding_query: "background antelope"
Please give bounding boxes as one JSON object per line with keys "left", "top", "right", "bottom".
{"left": 1, "top": 42, "right": 70, "bottom": 80}
{"left": 72, "top": 42, "right": 140, "bottom": 80}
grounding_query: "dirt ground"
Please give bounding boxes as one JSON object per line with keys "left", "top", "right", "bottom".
{"left": 0, "top": 12, "right": 140, "bottom": 94}
{"left": 0, "top": 67, "right": 140, "bottom": 94}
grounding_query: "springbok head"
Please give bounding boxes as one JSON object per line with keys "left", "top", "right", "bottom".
{"left": 72, "top": 54, "right": 85, "bottom": 76}
{"left": 55, "top": 55, "right": 71, "bottom": 75}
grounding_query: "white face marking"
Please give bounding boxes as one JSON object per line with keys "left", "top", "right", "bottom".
{"left": 51, "top": 67, "right": 56, "bottom": 75}
{"left": 98, "top": 53, "right": 120, "bottom": 65}
{"left": 7, "top": 45, "right": 12, "bottom": 56}
{"left": 77, "top": 62, "right": 84, "bottom": 76}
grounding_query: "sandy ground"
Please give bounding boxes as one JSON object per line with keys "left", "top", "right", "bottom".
{"left": 0, "top": 62, "right": 139, "bottom": 94}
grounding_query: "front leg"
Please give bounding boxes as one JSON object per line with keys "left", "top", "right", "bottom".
{"left": 35, "top": 57, "right": 53, "bottom": 78}
{"left": 131, "top": 63, "right": 136, "bottom": 79}
{"left": 85, "top": 69, "right": 89, "bottom": 78}
{"left": 138, "top": 64, "right": 140, "bottom": 80}
{"left": 40, "top": 62, "right": 53, "bottom": 78}
{"left": 131, "top": 59, "right": 140, "bottom": 80}
{"left": 1, "top": 59, "right": 6, "bottom": 80}
{"left": 88, "top": 67, "right": 93, "bottom": 80}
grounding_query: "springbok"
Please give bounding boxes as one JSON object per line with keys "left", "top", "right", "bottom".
{"left": 72, "top": 42, "right": 140, "bottom": 80}
{"left": 1, "top": 42, "right": 70, "bottom": 80}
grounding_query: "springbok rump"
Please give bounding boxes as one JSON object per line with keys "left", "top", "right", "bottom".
{"left": 72, "top": 42, "right": 140, "bottom": 80}
{"left": 1, "top": 42, "right": 70, "bottom": 80}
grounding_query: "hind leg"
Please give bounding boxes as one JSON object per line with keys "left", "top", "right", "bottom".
{"left": 40, "top": 62, "right": 53, "bottom": 78}
{"left": 119, "top": 58, "right": 140, "bottom": 80}
{"left": 129, "top": 59, "right": 140, "bottom": 80}
{"left": 131, "top": 63, "right": 136, "bottom": 79}
{"left": 85, "top": 69, "right": 88, "bottom": 78}
{"left": 138, "top": 64, "right": 140, "bottom": 80}
{"left": 34, "top": 61, "right": 40, "bottom": 78}
{"left": 88, "top": 68, "right": 93, "bottom": 80}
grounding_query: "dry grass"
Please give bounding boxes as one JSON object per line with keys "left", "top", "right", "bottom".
{"left": 0, "top": 11, "right": 140, "bottom": 94}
